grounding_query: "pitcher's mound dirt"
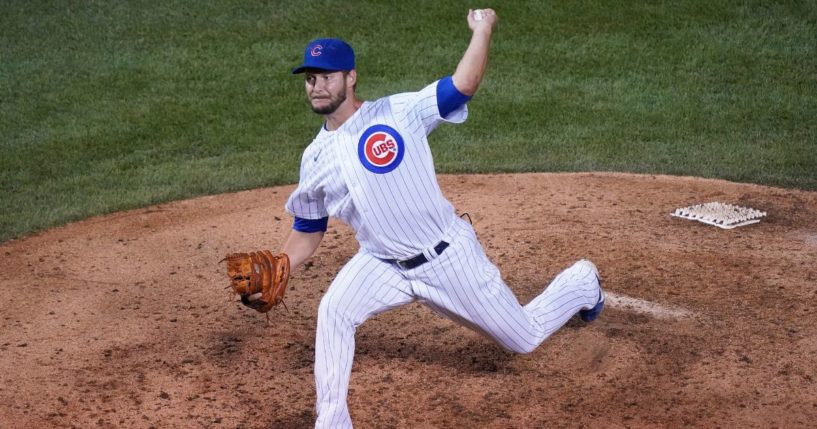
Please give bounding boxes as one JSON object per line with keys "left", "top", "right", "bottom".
{"left": 2, "top": 173, "right": 816, "bottom": 428}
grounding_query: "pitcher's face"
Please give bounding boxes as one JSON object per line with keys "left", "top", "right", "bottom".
{"left": 305, "top": 70, "right": 349, "bottom": 115}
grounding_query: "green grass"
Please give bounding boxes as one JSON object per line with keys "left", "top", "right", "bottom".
{"left": 2, "top": 0, "right": 815, "bottom": 242}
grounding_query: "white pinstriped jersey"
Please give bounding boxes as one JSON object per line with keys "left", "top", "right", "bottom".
{"left": 285, "top": 79, "right": 468, "bottom": 259}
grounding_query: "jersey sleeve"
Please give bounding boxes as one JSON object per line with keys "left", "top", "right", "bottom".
{"left": 436, "top": 76, "right": 472, "bottom": 118}
{"left": 392, "top": 77, "right": 469, "bottom": 135}
{"left": 285, "top": 144, "right": 329, "bottom": 220}
{"left": 285, "top": 182, "right": 327, "bottom": 220}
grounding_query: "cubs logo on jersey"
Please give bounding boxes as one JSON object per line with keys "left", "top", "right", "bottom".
{"left": 357, "top": 124, "right": 405, "bottom": 174}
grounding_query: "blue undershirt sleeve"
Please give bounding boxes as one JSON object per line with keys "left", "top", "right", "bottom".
{"left": 436, "top": 76, "right": 472, "bottom": 119}
{"left": 293, "top": 216, "right": 329, "bottom": 233}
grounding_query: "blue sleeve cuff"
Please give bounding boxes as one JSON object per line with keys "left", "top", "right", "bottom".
{"left": 437, "top": 76, "right": 472, "bottom": 118}
{"left": 293, "top": 216, "right": 329, "bottom": 233}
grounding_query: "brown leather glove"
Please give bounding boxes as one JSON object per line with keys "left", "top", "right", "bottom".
{"left": 222, "top": 251, "right": 290, "bottom": 313}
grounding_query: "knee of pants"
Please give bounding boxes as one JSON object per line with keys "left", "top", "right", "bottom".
{"left": 317, "top": 293, "right": 354, "bottom": 329}
{"left": 492, "top": 336, "right": 538, "bottom": 355}
{"left": 465, "top": 322, "right": 540, "bottom": 355}
{"left": 509, "top": 342, "right": 539, "bottom": 355}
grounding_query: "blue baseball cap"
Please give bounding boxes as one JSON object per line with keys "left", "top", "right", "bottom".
{"left": 292, "top": 38, "right": 355, "bottom": 74}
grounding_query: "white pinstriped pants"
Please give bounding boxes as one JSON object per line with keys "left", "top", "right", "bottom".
{"left": 314, "top": 217, "right": 601, "bottom": 428}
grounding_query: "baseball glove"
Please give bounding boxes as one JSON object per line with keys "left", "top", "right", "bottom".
{"left": 222, "top": 251, "right": 290, "bottom": 313}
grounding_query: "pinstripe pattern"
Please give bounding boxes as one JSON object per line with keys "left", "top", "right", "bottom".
{"left": 285, "top": 79, "right": 602, "bottom": 428}
{"left": 286, "top": 79, "right": 467, "bottom": 260}
{"left": 315, "top": 252, "right": 416, "bottom": 428}
{"left": 314, "top": 218, "right": 600, "bottom": 427}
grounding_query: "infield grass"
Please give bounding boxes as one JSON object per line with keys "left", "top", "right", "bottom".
{"left": 1, "top": 0, "right": 815, "bottom": 242}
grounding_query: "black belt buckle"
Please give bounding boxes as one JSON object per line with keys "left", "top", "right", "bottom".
{"left": 394, "top": 241, "right": 449, "bottom": 270}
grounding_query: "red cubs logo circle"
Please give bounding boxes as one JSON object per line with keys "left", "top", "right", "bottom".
{"left": 358, "top": 125, "right": 405, "bottom": 174}
{"left": 364, "top": 132, "right": 398, "bottom": 167}
{"left": 310, "top": 45, "right": 323, "bottom": 56}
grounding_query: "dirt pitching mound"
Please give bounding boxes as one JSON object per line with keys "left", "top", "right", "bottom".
{"left": 2, "top": 173, "right": 816, "bottom": 428}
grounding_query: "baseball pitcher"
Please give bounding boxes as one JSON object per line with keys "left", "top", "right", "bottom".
{"left": 231, "top": 9, "right": 604, "bottom": 428}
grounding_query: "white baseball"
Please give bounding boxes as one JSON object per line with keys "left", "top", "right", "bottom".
{"left": 474, "top": 9, "right": 483, "bottom": 21}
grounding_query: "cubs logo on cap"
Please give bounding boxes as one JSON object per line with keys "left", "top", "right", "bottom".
{"left": 292, "top": 38, "right": 355, "bottom": 74}
{"left": 358, "top": 125, "right": 404, "bottom": 174}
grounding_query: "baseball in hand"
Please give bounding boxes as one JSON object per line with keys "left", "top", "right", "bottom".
{"left": 474, "top": 9, "right": 483, "bottom": 21}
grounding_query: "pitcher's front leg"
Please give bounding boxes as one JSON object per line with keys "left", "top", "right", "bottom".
{"left": 314, "top": 253, "right": 414, "bottom": 429}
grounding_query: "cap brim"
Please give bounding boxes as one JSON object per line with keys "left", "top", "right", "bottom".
{"left": 292, "top": 65, "right": 346, "bottom": 74}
